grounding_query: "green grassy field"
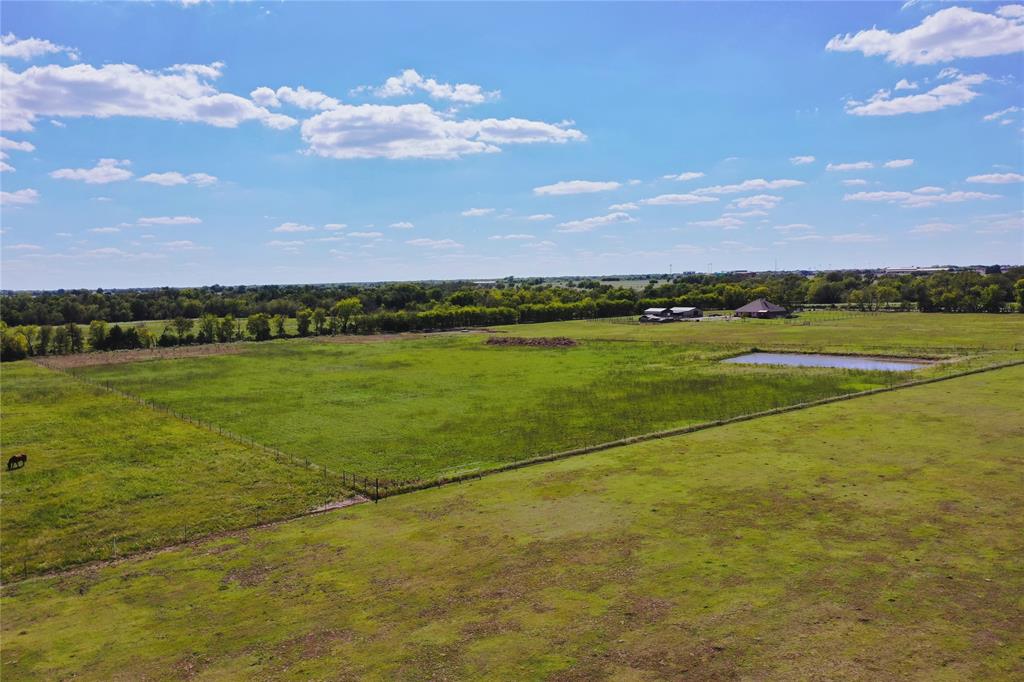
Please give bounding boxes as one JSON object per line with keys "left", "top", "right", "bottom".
{"left": 0, "top": 363, "right": 342, "bottom": 581}
{"left": 75, "top": 334, "right": 935, "bottom": 482}
{"left": 499, "top": 312, "right": 1024, "bottom": 354}
{"left": 3, "top": 365, "right": 1020, "bottom": 680}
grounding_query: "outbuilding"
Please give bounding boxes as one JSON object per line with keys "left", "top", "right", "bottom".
{"left": 735, "top": 298, "right": 787, "bottom": 319}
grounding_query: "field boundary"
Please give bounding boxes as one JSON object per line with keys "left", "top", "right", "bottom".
{"left": 7, "top": 358, "right": 1022, "bottom": 587}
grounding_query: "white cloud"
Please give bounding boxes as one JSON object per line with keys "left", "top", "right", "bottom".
{"left": 912, "top": 186, "right": 944, "bottom": 194}
{"left": 723, "top": 209, "right": 768, "bottom": 218}
{"left": 730, "top": 194, "right": 783, "bottom": 210}
{"left": 832, "top": 233, "right": 885, "bottom": 243}
{"left": 0, "top": 136, "right": 35, "bottom": 152}
{"left": 692, "top": 178, "right": 804, "bottom": 195}
{"left": 844, "top": 72, "right": 988, "bottom": 116}
{"left": 789, "top": 155, "right": 815, "bottom": 165}
{"left": 688, "top": 216, "right": 745, "bottom": 229}
{"left": 266, "top": 240, "right": 304, "bottom": 247}
{"left": 774, "top": 223, "right": 815, "bottom": 232}
{"left": 50, "top": 158, "right": 132, "bottom": 184}
{"left": 300, "top": 103, "right": 583, "bottom": 160}
{"left": 324, "top": 223, "right": 347, "bottom": 231}
{"left": 0, "top": 33, "right": 78, "bottom": 61}
{"left": 461, "top": 208, "right": 494, "bottom": 217}
{"left": 5, "top": 243, "right": 43, "bottom": 250}
{"left": 488, "top": 233, "right": 535, "bottom": 240}
{"left": 910, "top": 221, "right": 956, "bottom": 234}
{"left": 556, "top": 211, "right": 635, "bottom": 233}
{"left": 884, "top": 158, "right": 914, "bottom": 168}
{"left": 161, "top": 240, "right": 206, "bottom": 251}
{"left": 525, "top": 213, "right": 553, "bottom": 221}
{"left": 358, "top": 69, "right": 499, "bottom": 105}
{"left": 966, "top": 172, "right": 1024, "bottom": 183}
{"left": 250, "top": 85, "right": 340, "bottom": 110}
{"left": 138, "top": 171, "right": 218, "bottom": 186}
{"left": 533, "top": 180, "right": 621, "bottom": 196}
{"left": 523, "top": 240, "right": 557, "bottom": 249}
{"left": 639, "top": 193, "right": 719, "bottom": 206}
{"left": 1, "top": 60, "right": 297, "bottom": 132}
{"left": 826, "top": 6, "right": 1024, "bottom": 64}
{"left": 844, "top": 189, "right": 1000, "bottom": 208}
{"left": 984, "top": 106, "right": 1020, "bottom": 122}
{"left": 348, "top": 231, "right": 383, "bottom": 238}
{"left": 89, "top": 226, "right": 121, "bottom": 233}
{"left": 0, "top": 188, "right": 39, "bottom": 205}
{"left": 608, "top": 202, "right": 638, "bottom": 211}
{"left": 406, "top": 237, "right": 463, "bottom": 249}
{"left": 137, "top": 215, "right": 202, "bottom": 225}
{"left": 273, "top": 222, "right": 315, "bottom": 233}
{"left": 389, "top": 221, "right": 415, "bottom": 229}
{"left": 894, "top": 79, "right": 918, "bottom": 91}
{"left": 663, "top": 171, "right": 705, "bottom": 181}
{"left": 842, "top": 179, "right": 869, "bottom": 186}
{"left": 827, "top": 161, "right": 873, "bottom": 171}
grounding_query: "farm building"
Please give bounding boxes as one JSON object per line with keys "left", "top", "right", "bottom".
{"left": 639, "top": 306, "right": 703, "bottom": 323}
{"left": 735, "top": 298, "right": 788, "bottom": 319}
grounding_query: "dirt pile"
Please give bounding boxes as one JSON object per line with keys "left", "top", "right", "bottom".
{"left": 485, "top": 336, "right": 578, "bottom": 348}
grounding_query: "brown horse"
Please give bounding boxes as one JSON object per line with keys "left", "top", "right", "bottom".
{"left": 6, "top": 453, "right": 27, "bottom": 470}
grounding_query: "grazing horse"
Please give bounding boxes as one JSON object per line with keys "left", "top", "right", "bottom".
{"left": 6, "top": 453, "right": 27, "bottom": 470}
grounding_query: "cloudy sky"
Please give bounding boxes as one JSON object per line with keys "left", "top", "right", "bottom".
{"left": 1, "top": 2, "right": 1022, "bottom": 289}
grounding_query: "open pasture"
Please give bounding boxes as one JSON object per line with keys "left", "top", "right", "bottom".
{"left": 3, "top": 365, "right": 1021, "bottom": 680}
{"left": 77, "top": 334, "right": 932, "bottom": 482}
{"left": 0, "top": 362, "right": 341, "bottom": 581}
{"left": 497, "top": 311, "right": 1024, "bottom": 354}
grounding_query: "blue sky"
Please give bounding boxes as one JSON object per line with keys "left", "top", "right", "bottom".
{"left": 1, "top": 1, "right": 1022, "bottom": 289}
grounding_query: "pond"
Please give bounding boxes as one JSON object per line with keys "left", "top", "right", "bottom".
{"left": 723, "top": 352, "right": 930, "bottom": 372}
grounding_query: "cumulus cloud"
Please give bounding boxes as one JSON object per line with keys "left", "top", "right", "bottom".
{"left": 324, "top": 223, "right": 347, "bottom": 231}
{"left": 688, "top": 216, "right": 745, "bottom": 229}
{"left": 406, "top": 237, "right": 463, "bottom": 249}
{"left": 89, "top": 226, "right": 121, "bottom": 233}
{"left": 0, "top": 136, "right": 35, "bottom": 152}
{"left": 910, "top": 221, "right": 956, "bottom": 234}
{"left": 844, "top": 72, "right": 988, "bottom": 116}
{"left": 389, "top": 221, "right": 414, "bottom": 229}
{"left": 842, "top": 179, "right": 869, "bottom": 186}
{"left": 525, "top": 213, "right": 554, "bottom": 221}
{"left": 300, "top": 104, "right": 584, "bottom": 160}
{"left": 138, "top": 171, "right": 218, "bottom": 186}
{"left": 826, "top": 6, "right": 1024, "bottom": 64}
{"left": 266, "top": 240, "right": 304, "bottom": 248}
{"left": 358, "top": 69, "right": 499, "bottom": 105}
{"left": 789, "top": 155, "right": 815, "bottom": 165}
{"left": 1, "top": 60, "right": 297, "bottom": 132}
{"left": 556, "top": 211, "right": 635, "bottom": 233}
{"left": 608, "top": 202, "right": 638, "bottom": 211}
{"left": 894, "top": 79, "right": 918, "bottom": 91}
{"left": 966, "top": 172, "right": 1024, "bottom": 183}
{"left": 50, "top": 158, "right": 132, "bottom": 184}
{"left": 662, "top": 171, "right": 704, "bottom": 181}
{"left": 844, "top": 188, "right": 1000, "bottom": 208}
{"left": 533, "top": 180, "right": 620, "bottom": 196}
{"left": 0, "top": 33, "right": 78, "bottom": 61}
{"left": 348, "top": 231, "right": 383, "bottom": 238}
{"left": 250, "top": 85, "right": 340, "bottom": 110}
{"left": 137, "top": 215, "right": 202, "bottom": 225}
{"left": 461, "top": 208, "right": 494, "bottom": 217}
{"left": 272, "top": 222, "right": 315, "bottom": 233}
{"left": 0, "top": 188, "right": 39, "bottom": 205}
{"left": 884, "top": 158, "right": 915, "bottom": 168}
{"left": 488, "top": 233, "right": 535, "bottom": 240}
{"left": 827, "top": 161, "right": 873, "bottom": 171}
{"left": 692, "top": 178, "right": 804, "bottom": 195}
{"left": 638, "top": 193, "right": 718, "bottom": 206}
{"left": 731, "top": 194, "right": 783, "bottom": 210}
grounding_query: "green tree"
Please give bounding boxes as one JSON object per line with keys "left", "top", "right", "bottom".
{"left": 246, "top": 313, "right": 272, "bottom": 341}
{"left": 296, "top": 308, "right": 312, "bottom": 336}
{"left": 172, "top": 317, "right": 194, "bottom": 344}
{"left": 272, "top": 314, "right": 287, "bottom": 338}
{"left": 196, "top": 314, "right": 219, "bottom": 343}
{"left": 1014, "top": 278, "right": 1024, "bottom": 312}
{"left": 331, "top": 297, "right": 363, "bottom": 334}
{"left": 87, "top": 320, "right": 108, "bottom": 351}
{"left": 66, "top": 322, "right": 84, "bottom": 353}
{"left": 218, "top": 315, "right": 235, "bottom": 342}
{"left": 312, "top": 307, "right": 327, "bottom": 335}
{"left": 36, "top": 325, "right": 53, "bottom": 355}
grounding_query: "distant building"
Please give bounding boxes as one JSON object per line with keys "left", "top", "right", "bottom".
{"left": 735, "top": 298, "right": 787, "bottom": 319}
{"left": 879, "top": 266, "right": 953, "bottom": 276}
{"left": 639, "top": 306, "right": 703, "bottom": 323}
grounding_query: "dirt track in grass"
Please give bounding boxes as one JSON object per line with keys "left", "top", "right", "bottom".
{"left": 31, "top": 343, "right": 252, "bottom": 369}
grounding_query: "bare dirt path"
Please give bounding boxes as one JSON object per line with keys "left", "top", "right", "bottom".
{"left": 31, "top": 343, "right": 251, "bottom": 369}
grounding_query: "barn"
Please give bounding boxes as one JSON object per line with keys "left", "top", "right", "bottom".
{"left": 639, "top": 306, "right": 703, "bottom": 323}
{"left": 735, "top": 298, "right": 787, "bottom": 319}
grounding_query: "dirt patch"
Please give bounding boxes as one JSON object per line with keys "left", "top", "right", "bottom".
{"left": 31, "top": 343, "right": 250, "bottom": 369}
{"left": 486, "top": 336, "right": 578, "bottom": 348}
{"left": 310, "top": 328, "right": 495, "bottom": 344}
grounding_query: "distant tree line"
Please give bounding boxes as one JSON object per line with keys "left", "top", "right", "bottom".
{"left": 2, "top": 269, "right": 1021, "bottom": 361}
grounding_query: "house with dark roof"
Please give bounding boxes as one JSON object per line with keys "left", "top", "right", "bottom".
{"left": 735, "top": 298, "right": 787, "bottom": 319}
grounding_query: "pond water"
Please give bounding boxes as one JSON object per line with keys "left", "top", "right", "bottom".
{"left": 723, "top": 352, "right": 930, "bottom": 372}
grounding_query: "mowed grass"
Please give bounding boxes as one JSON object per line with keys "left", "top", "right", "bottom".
{"left": 497, "top": 311, "right": 1024, "bottom": 354}
{"left": 0, "top": 362, "right": 342, "bottom": 581}
{"left": 3, "top": 366, "right": 1020, "bottom": 680}
{"left": 77, "top": 335, "right": 919, "bottom": 481}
